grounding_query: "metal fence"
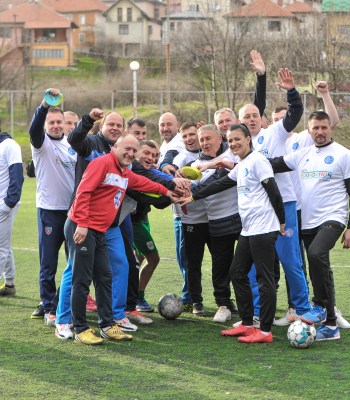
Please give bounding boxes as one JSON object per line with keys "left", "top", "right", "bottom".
{"left": 1, "top": 89, "right": 350, "bottom": 141}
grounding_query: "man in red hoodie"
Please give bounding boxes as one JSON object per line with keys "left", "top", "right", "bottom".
{"left": 65, "top": 134, "right": 175, "bottom": 345}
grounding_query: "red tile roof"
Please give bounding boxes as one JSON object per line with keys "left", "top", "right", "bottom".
{"left": 43, "top": 0, "right": 108, "bottom": 13}
{"left": 225, "top": 0, "right": 296, "bottom": 18}
{"left": 0, "top": 2, "right": 72, "bottom": 28}
{"left": 284, "top": 2, "right": 316, "bottom": 13}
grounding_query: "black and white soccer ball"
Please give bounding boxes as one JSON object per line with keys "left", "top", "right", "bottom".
{"left": 287, "top": 320, "right": 316, "bottom": 349}
{"left": 158, "top": 293, "right": 184, "bottom": 320}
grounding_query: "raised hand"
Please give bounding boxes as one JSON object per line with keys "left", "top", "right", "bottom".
{"left": 250, "top": 50, "right": 265, "bottom": 76}
{"left": 89, "top": 108, "right": 104, "bottom": 121}
{"left": 315, "top": 81, "right": 329, "bottom": 94}
{"left": 276, "top": 68, "right": 295, "bottom": 91}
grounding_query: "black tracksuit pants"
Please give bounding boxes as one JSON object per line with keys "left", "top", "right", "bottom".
{"left": 230, "top": 231, "right": 278, "bottom": 332}
{"left": 183, "top": 222, "right": 211, "bottom": 304}
{"left": 302, "top": 220, "right": 344, "bottom": 326}
{"left": 64, "top": 218, "right": 114, "bottom": 333}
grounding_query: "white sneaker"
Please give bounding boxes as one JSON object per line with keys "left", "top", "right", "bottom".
{"left": 335, "top": 308, "right": 350, "bottom": 329}
{"left": 44, "top": 313, "right": 56, "bottom": 326}
{"left": 232, "top": 316, "right": 260, "bottom": 329}
{"left": 115, "top": 317, "right": 138, "bottom": 332}
{"left": 213, "top": 306, "right": 231, "bottom": 323}
{"left": 55, "top": 323, "right": 74, "bottom": 340}
{"left": 126, "top": 310, "right": 153, "bottom": 324}
{"left": 273, "top": 308, "right": 297, "bottom": 326}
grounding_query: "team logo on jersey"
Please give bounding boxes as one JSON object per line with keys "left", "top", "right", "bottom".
{"left": 85, "top": 149, "right": 104, "bottom": 161}
{"left": 301, "top": 170, "right": 332, "bottom": 180}
{"left": 284, "top": 228, "right": 294, "bottom": 237}
{"left": 68, "top": 147, "right": 76, "bottom": 156}
{"left": 292, "top": 142, "right": 299, "bottom": 150}
{"left": 237, "top": 185, "right": 251, "bottom": 194}
{"left": 258, "top": 136, "right": 264, "bottom": 144}
{"left": 146, "top": 241, "right": 155, "bottom": 251}
{"left": 324, "top": 156, "right": 334, "bottom": 164}
{"left": 244, "top": 168, "right": 249, "bottom": 177}
{"left": 114, "top": 189, "right": 124, "bottom": 209}
{"left": 45, "top": 227, "right": 52, "bottom": 235}
{"left": 258, "top": 149, "right": 268, "bottom": 157}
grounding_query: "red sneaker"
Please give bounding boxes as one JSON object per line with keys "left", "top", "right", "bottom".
{"left": 221, "top": 324, "right": 255, "bottom": 337}
{"left": 86, "top": 294, "right": 97, "bottom": 312}
{"left": 238, "top": 329, "right": 273, "bottom": 343}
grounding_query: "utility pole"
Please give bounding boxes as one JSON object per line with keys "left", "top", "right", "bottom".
{"left": 165, "top": 0, "right": 171, "bottom": 111}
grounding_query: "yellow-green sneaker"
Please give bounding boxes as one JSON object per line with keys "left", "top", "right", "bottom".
{"left": 100, "top": 325, "right": 133, "bottom": 341}
{"left": 75, "top": 328, "right": 103, "bottom": 345}
{"left": 0, "top": 284, "right": 16, "bottom": 296}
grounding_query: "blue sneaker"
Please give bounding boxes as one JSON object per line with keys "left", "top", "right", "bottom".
{"left": 315, "top": 324, "right": 340, "bottom": 341}
{"left": 300, "top": 304, "right": 327, "bottom": 325}
{"left": 136, "top": 298, "right": 154, "bottom": 313}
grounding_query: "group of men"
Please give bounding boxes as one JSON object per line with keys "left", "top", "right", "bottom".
{"left": 1, "top": 50, "right": 349, "bottom": 345}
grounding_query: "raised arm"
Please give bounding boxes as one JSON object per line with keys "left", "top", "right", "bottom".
{"left": 28, "top": 89, "right": 61, "bottom": 148}
{"left": 277, "top": 68, "right": 304, "bottom": 133}
{"left": 251, "top": 50, "right": 266, "bottom": 117}
{"left": 315, "top": 81, "right": 339, "bottom": 129}
{"left": 68, "top": 108, "right": 103, "bottom": 156}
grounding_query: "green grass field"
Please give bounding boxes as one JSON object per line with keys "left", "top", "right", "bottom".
{"left": 1, "top": 178, "right": 350, "bottom": 400}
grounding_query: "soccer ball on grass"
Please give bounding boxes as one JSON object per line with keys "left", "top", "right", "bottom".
{"left": 287, "top": 320, "right": 316, "bottom": 349}
{"left": 158, "top": 293, "right": 184, "bottom": 320}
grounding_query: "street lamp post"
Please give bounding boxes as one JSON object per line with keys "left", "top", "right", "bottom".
{"left": 129, "top": 60, "right": 140, "bottom": 117}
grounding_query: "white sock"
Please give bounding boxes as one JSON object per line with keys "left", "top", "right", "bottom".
{"left": 102, "top": 326, "right": 112, "bottom": 332}
{"left": 260, "top": 330, "right": 271, "bottom": 335}
{"left": 325, "top": 325, "right": 337, "bottom": 330}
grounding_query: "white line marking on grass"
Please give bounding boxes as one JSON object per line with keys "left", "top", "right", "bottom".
{"left": 14, "top": 247, "right": 37, "bottom": 252}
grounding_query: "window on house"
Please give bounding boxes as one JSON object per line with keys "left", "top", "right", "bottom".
{"left": 268, "top": 21, "right": 281, "bottom": 32}
{"left": 170, "top": 22, "right": 175, "bottom": 31}
{"left": 65, "top": 14, "right": 72, "bottom": 21}
{"left": 207, "top": 3, "right": 219, "bottom": 12}
{"left": 32, "top": 49, "right": 64, "bottom": 59}
{"left": 148, "top": 25, "right": 153, "bottom": 35}
{"left": 79, "top": 33, "right": 85, "bottom": 43}
{"left": 238, "top": 21, "right": 250, "bottom": 34}
{"left": 0, "top": 27, "right": 12, "bottom": 38}
{"left": 43, "top": 29, "right": 56, "bottom": 39}
{"left": 154, "top": 8, "right": 159, "bottom": 19}
{"left": 177, "top": 21, "right": 183, "bottom": 32}
{"left": 338, "top": 25, "right": 350, "bottom": 35}
{"left": 79, "top": 15, "right": 86, "bottom": 25}
{"left": 119, "top": 24, "right": 129, "bottom": 35}
{"left": 189, "top": 4, "right": 199, "bottom": 11}
{"left": 117, "top": 8, "right": 123, "bottom": 22}
{"left": 127, "top": 8, "right": 132, "bottom": 22}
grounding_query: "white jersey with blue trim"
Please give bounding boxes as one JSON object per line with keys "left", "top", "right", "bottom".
{"left": 0, "top": 138, "right": 22, "bottom": 206}
{"left": 252, "top": 119, "right": 296, "bottom": 203}
{"left": 158, "top": 133, "right": 185, "bottom": 167}
{"left": 32, "top": 134, "right": 77, "bottom": 210}
{"left": 228, "top": 151, "right": 280, "bottom": 236}
{"left": 173, "top": 148, "right": 198, "bottom": 169}
{"left": 284, "top": 141, "right": 350, "bottom": 229}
